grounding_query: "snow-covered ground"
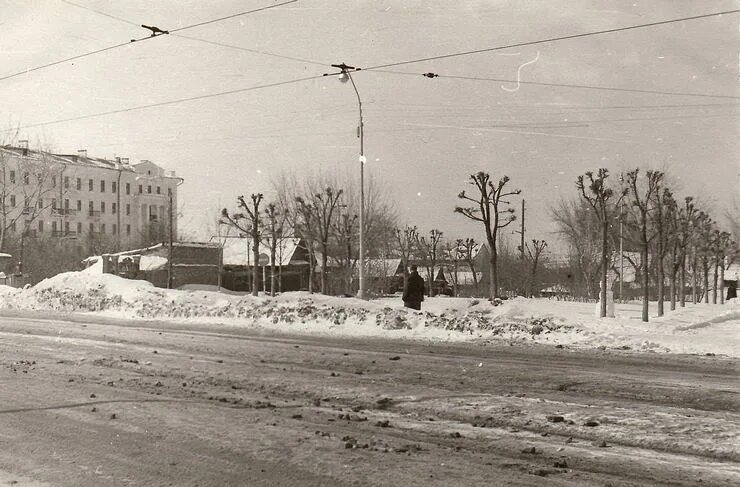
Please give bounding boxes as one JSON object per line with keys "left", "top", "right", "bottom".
{"left": 0, "top": 271, "right": 738, "bottom": 357}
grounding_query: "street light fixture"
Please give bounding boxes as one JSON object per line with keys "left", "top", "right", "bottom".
{"left": 329, "top": 62, "right": 366, "bottom": 299}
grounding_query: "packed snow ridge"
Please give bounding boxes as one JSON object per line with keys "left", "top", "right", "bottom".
{"left": 0, "top": 271, "right": 737, "bottom": 357}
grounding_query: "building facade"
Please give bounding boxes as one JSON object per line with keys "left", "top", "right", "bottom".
{"left": 0, "top": 143, "right": 182, "bottom": 251}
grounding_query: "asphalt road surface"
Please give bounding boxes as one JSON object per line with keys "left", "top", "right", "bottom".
{"left": 0, "top": 310, "right": 738, "bottom": 486}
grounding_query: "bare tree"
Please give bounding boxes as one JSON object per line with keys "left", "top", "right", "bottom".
{"left": 221, "top": 193, "right": 263, "bottom": 297}
{"left": 332, "top": 211, "right": 358, "bottom": 295}
{"left": 651, "top": 185, "right": 671, "bottom": 316}
{"left": 678, "top": 197, "right": 698, "bottom": 307}
{"left": 626, "top": 169, "right": 663, "bottom": 322}
{"left": 577, "top": 169, "right": 626, "bottom": 318}
{"left": 415, "top": 229, "right": 443, "bottom": 297}
{"left": 293, "top": 197, "right": 318, "bottom": 293}
{"left": 264, "top": 203, "right": 287, "bottom": 297}
{"left": 296, "top": 187, "right": 343, "bottom": 295}
{"left": 525, "top": 239, "right": 547, "bottom": 297}
{"left": 456, "top": 237, "right": 480, "bottom": 294}
{"left": 455, "top": 172, "right": 519, "bottom": 299}
{"left": 551, "top": 198, "right": 604, "bottom": 298}
{"left": 395, "top": 225, "right": 418, "bottom": 291}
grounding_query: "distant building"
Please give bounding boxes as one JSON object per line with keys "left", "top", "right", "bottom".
{"left": 0, "top": 143, "right": 182, "bottom": 250}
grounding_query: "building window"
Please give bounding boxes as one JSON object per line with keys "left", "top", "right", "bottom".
{"left": 88, "top": 201, "right": 94, "bottom": 216}
{"left": 100, "top": 180, "right": 105, "bottom": 193}
{"left": 64, "top": 221, "right": 70, "bottom": 234}
{"left": 23, "top": 172, "right": 29, "bottom": 185}
{"left": 89, "top": 223, "right": 94, "bottom": 233}
{"left": 112, "top": 202, "right": 117, "bottom": 214}
{"left": 100, "top": 201, "right": 105, "bottom": 213}
{"left": 51, "top": 198, "right": 57, "bottom": 209}
{"left": 76, "top": 178, "right": 81, "bottom": 190}
{"left": 10, "top": 195, "right": 15, "bottom": 207}
{"left": 126, "top": 204, "right": 130, "bottom": 216}
{"left": 138, "top": 184, "right": 143, "bottom": 194}
{"left": 126, "top": 182, "right": 131, "bottom": 195}
{"left": 64, "top": 199, "right": 69, "bottom": 210}
{"left": 52, "top": 175, "right": 56, "bottom": 187}
{"left": 147, "top": 185, "right": 152, "bottom": 194}
{"left": 51, "top": 221, "right": 57, "bottom": 233}
{"left": 64, "top": 176, "right": 69, "bottom": 189}
{"left": 112, "top": 224, "right": 117, "bottom": 235}
{"left": 38, "top": 199, "right": 43, "bottom": 209}
{"left": 77, "top": 222, "right": 82, "bottom": 234}
{"left": 126, "top": 224, "right": 131, "bottom": 235}
{"left": 38, "top": 220, "right": 43, "bottom": 232}
{"left": 88, "top": 179, "right": 93, "bottom": 191}
{"left": 24, "top": 197, "right": 29, "bottom": 208}
{"left": 77, "top": 200, "right": 82, "bottom": 211}
{"left": 9, "top": 170, "right": 15, "bottom": 184}
{"left": 112, "top": 182, "right": 117, "bottom": 193}
{"left": 101, "top": 223, "right": 106, "bottom": 234}
{"left": 156, "top": 186, "right": 161, "bottom": 195}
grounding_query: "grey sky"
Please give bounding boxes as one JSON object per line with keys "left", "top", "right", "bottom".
{"left": 1, "top": 0, "right": 738, "bottom": 248}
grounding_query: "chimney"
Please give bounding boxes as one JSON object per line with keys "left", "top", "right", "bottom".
{"left": 78, "top": 149, "right": 87, "bottom": 158}
{"left": 18, "top": 140, "right": 28, "bottom": 156}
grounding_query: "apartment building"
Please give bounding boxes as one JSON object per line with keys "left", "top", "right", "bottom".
{"left": 0, "top": 143, "right": 182, "bottom": 250}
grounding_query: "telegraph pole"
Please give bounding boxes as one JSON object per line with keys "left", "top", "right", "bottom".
{"left": 520, "top": 199, "right": 525, "bottom": 261}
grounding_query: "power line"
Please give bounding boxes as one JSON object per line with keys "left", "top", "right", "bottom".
{"left": 10, "top": 74, "right": 324, "bottom": 131}
{"left": 369, "top": 69, "right": 740, "bottom": 100}
{"left": 0, "top": 0, "right": 299, "bottom": 83}
{"left": 359, "top": 9, "right": 740, "bottom": 70}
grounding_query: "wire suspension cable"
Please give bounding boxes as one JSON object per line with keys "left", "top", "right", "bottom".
{"left": 0, "top": 0, "right": 299, "bottom": 83}
{"left": 361, "top": 9, "right": 740, "bottom": 70}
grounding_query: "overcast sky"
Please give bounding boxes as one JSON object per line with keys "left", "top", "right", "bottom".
{"left": 1, "top": 0, "right": 738, "bottom": 250}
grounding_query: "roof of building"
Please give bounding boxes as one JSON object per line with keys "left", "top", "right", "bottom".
{"left": 726, "top": 262, "right": 740, "bottom": 281}
{"left": 0, "top": 145, "right": 175, "bottom": 176}
{"left": 222, "top": 237, "right": 303, "bottom": 267}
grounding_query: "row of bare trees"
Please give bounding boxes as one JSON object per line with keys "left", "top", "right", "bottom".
{"left": 561, "top": 168, "right": 737, "bottom": 321}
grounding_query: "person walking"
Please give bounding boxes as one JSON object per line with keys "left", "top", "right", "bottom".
{"left": 403, "top": 265, "right": 425, "bottom": 310}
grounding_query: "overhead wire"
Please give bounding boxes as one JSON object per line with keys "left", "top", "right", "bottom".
{"left": 10, "top": 74, "right": 326, "bottom": 131}
{"left": 368, "top": 69, "right": 740, "bottom": 100}
{"left": 359, "top": 9, "right": 740, "bottom": 70}
{"left": 0, "top": 0, "right": 301, "bottom": 83}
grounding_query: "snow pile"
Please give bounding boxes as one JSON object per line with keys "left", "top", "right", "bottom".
{"left": 0, "top": 271, "right": 738, "bottom": 356}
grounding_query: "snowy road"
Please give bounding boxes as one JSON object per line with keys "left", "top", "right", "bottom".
{"left": 0, "top": 311, "right": 738, "bottom": 486}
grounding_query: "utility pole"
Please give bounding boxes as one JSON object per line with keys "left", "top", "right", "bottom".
{"left": 520, "top": 199, "right": 525, "bottom": 261}
{"left": 167, "top": 188, "right": 173, "bottom": 289}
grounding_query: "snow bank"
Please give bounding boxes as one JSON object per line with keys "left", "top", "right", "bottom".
{"left": 0, "top": 271, "right": 738, "bottom": 356}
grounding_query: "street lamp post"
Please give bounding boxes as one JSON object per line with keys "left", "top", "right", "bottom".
{"left": 331, "top": 63, "right": 366, "bottom": 299}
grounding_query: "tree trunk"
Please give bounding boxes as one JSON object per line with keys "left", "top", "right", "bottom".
{"left": 600, "top": 219, "right": 608, "bottom": 318}
{"left": 657, "top": 246, "right": 664, "bottom": 317}
{"left": 719, "top": 257, "right": 725, "bottom": 304}
{"left": 251, "top": 236, "right": 260, "bottom": 297}
{"left": 320, "top": 249, "right": 327, "bottom": 294}
{"left": 691, "top": 251, "right": 698, "bottom": 304}
{"left": 712, "top": 256, "right": 718, "bottom": 304}
{"left": 702, "top": 257, "right": 709, "bottom": 304}
{"left": 488, "top": 239, "right": 499, "bottom": 299}
{"left": 679, "top": 252, "right": 686, "bottom": 307}
{"left": 640, "top": 214, "right": 649, "bottom": 322}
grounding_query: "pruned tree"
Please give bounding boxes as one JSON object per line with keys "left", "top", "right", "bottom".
{"left": 577, "top": 169, "right": 626, "bottom": 318}
{"left": 525, "top": 239, "right": 547, "bottom": 297}
{"left": 221, "top": 193, "right": 263, "bottom": 297}
{"left": 678, "top": 197, "right": 698, "bottom": 307}
{"left": 394, "top": 225, "right": 418, "bottom": 290}
{"left": 626, "top": 169, "right": 663, "bottom": 322}
{"left": 264, "top": 203, "right": 287, "bottom": 297}
{"left": 416, "top": 229, "right": 443, "bottom": 297}
{"left": 455, "top": 172, "right": 519, "bottom": 299}
{"left": 294, "top": 196, "right": 318, "bottom": 293}
{"left": 651, "top": 185, "right": 672, "bottom": 316}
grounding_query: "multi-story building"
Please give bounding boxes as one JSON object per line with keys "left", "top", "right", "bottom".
{"left": 0, "top": 142, "right": 182, "bottom": 250}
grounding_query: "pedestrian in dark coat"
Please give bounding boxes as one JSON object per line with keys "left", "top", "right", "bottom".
{"left": 403, "top": 265, "right": 425, "bottom": 310}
